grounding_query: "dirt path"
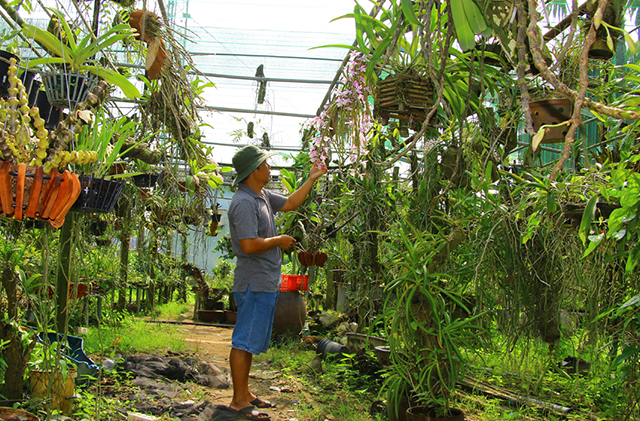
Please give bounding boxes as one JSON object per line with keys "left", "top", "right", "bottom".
{"left": 182, "top": 323, "right": 304, "bottom": 421}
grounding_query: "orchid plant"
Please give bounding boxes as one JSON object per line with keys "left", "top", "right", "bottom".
{"left": 305, "top": 53, "right": 374, "bottom": 168}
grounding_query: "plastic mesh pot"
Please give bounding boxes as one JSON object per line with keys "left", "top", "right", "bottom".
{"left": 71, "top": 175, "right": 125, "bottom": 213}
{"left": 41, "top": 70, "right": 101, "bottom": 108}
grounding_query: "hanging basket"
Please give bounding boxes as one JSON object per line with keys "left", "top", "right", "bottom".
{"left": 132, "top": 172, "right": 163, "bottom": 187}
{"left": 41, "top": 70, "right": 101, "bottom": 109}
{"left": 0, "top": 162, "right": 81, "bottom": 228}
{"left": 374, "top": 73, "right": 434, "bottom": 125}
{"left": 530, "top": 98, "right": 573, "bottom": 144}
{"left": 297, "top": 250, "right": 328, "bottom": 267}
{"left": 71, "top": 174, "right": 125, "bottom": 213}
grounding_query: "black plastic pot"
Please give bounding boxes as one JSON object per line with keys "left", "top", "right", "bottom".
{"left": 19, "top": 70, "right": 40, "bottom": 107}
{"left": 0, "top": 50, "right": 19, "bottom": 98}
{"left": 132, "top": 172, "right": 163, "bottom": 187}
{"left": 316, "top": 338, "right": 350, "bottom": 360}
{"left": 71, "top": 175, "right": 125, "bottom": 214}
{"left": 35, "top": 90, "right": 62, "bottom": 130}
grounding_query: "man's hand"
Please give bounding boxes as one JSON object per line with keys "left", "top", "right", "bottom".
{"left": 309, "top": 162, "right": 328, "bottom": 181}
{"left": 278, "top": 235, "right": 296, "bottom": 250}
{"left": 280, "top": 163, "right": 328, "bottom": 212}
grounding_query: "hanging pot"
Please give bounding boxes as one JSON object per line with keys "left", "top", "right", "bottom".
{"left": 146, "top": 36, "right": 168, "bottom": 80}
{"left": 89, "top": 219, "right": 109, "bottom": 236}
{"left": 128, "top": 10, "right": 161, "bottom": 43}
{"left": 132, "top": 172, "right": 163, "bottom": 187}
{"left": 374, "top": 72, "right": 434, "bottom": 125}
{"left": 530, "top": 98, "right": 573, "bottom": 144}
{"left": 587, "top": 0, "right": 622, "bottom": 60}
{"left": 34, "top": 88, "right": 62, "bottom": 130}
{"left": 297, "top": 251, "right": 328, "bottom": 267}
{"left": 70, "top": 174, "right": 125, "bottom": 214}
{"left": 0, "top": 162, "right": 81, "bottom": 228}
{"left": 209, "top": 219, "right": 219, "bottom": 236}
{"left": 41, "top": 70, "right": 101, "bottom": 108}
{"left": 406, "top": 406, "right": 465, "bottom": 421}
{"left": 588, "top": 37, "right": 615, "bottom": 60}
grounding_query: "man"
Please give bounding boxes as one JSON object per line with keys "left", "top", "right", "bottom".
{"left": 226, "top": 145, "right": 326, "bottom": 420}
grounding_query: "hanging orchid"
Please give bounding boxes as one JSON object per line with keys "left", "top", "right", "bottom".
{"left": 306, "top": 53, "right": 374, "bottom": 168}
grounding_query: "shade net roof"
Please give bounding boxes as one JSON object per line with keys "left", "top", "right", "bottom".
{"left": 1, "top": 0, "right": 357, "bottom": 166}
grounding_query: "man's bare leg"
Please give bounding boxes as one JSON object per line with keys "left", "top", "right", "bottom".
{"left": 229, "top": 347, "right": 258, "bottom": 410}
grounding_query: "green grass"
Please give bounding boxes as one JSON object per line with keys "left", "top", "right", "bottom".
{"left": 152, "top": 300, "right": 194, "bottom": 320}
{"left": 255, "top": 338, "right": 385, "bottom": 421}
{"left": 81, "top": 318, "right": 188, "bottom": 356}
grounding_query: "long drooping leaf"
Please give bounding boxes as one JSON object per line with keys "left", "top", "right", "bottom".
{"left": 449, "top": 0, "right": 476, "bottom": 51}
{"left": 354, "top": 4, "right": 367, "bottom": 52}
{"left": 84, "top": 66, "right": 140, "bottom": 99}
{"left": 23, "top": 24, "right": 75, "bottom": 64}
{"left": 400, "top": 0, "right": 421, "bottom": 26}
{"left": 579, "top": 196, "right": 599, "bottom": 246}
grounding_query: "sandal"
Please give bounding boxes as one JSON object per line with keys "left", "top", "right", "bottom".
{"left": 250, "top": 397, "right": 276, "bottom": 408}
{"left": 228, "top": 405, "right": 271, "bottom": 421}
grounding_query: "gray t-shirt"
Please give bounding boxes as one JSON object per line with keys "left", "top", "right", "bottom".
{"left": 228, "top": 183, "right": 288, "bottom": 293}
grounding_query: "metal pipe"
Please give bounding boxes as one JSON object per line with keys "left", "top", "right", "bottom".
{"left": 110, "top": 63, "right": 334, "bottom": 84}
{"left": 189, "top": 52, "right": 343, "bottom": 62}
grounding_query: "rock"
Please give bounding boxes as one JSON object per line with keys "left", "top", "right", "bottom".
{"left": 199, "top": 361, "right": 224, "bottom": 377}
{"left": 250, "top": 370, "right": 280, "bottom": 380}
{"left": 303, "top": 355, "right": 323, "bottom": 374}
{"left": 318, "top": 312, "right": 338, "bottom": 326}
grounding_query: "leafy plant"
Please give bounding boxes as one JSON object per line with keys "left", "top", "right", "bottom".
{"left": 73, "top": 114, "right": 152, "bottom": 178}
{"left": 22, "top": 9, "right": 140, "bottom": 99}
{"left": 380, "top": 222, "right": 483, "bottom": 417}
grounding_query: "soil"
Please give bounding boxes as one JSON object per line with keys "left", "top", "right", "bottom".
{"left": 121, "top": 322, "right": 305, "bottom": 421}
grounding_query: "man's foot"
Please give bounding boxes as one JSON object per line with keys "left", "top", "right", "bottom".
{"left": 250, "top": 397, "right": 276, "bottom": 408}
{"left": 227, "top": 405, "right": 271, "bottom": 420}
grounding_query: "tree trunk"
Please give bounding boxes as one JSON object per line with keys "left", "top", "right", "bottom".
{"left": 118, "top": 199, "right": 132, "bottom": 310}
{"left": 55, "top": 213, "right": 75, "bottom": 333}
{"left": 0, "top": 268, "right": 36, "bottom": 400}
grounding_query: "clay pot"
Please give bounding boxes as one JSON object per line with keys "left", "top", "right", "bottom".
{"left": 224, "top": 310, "right": 237, "bottom": 324}
{"left": 30, "top": 369, "right": 77, "bottom": 415}
{"left": 530, "top": 98, "right": 573, "bottom": 144}
{"left": 272, "top": 291, "right": 306, "bottom": 337}
{"left": 198, "top": 309, "right": 224, "bottom": 323}
{"left": 128, "top": 10, "right": 160, "bottom": 43}
{"left": 146, "top": 36, "right": 168, "bottom": 80}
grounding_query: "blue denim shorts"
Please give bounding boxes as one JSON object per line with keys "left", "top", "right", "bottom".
{"left": 231, "top": 285, "right": 279, "bottom": 355}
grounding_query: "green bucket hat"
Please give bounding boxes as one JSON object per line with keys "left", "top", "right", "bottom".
{"left": 232, "top": 145, "right": 278, "bottom": 187}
